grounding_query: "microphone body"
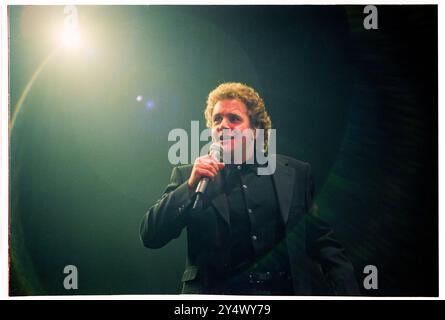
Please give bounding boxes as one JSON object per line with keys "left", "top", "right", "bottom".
{"left": 192, "top": 143, "right": 223, "bottom": 209}
{"left": 195, "top": 176, "right": 211, "bottom": 195}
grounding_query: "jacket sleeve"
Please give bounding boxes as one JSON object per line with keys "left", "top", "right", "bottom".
{"left": 139, "top": 167, "right": 194, "bottom": 249}
{"left": 304, "top": 164, "right": 361, "bottom": 295}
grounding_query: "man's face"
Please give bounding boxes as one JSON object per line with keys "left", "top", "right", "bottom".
{"left": 211, "top": 99, "right": 254, "bottom": 162}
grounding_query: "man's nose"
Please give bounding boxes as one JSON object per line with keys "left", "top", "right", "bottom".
{"left": 216, "top": 118, "right": 230, "bottom": 132}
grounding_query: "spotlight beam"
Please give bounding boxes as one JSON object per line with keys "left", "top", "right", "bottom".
{"left": 9, "top": 48, "right": 58, "bottom": 134}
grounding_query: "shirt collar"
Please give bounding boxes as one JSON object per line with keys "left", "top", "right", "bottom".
{"left": 224, "top": 153, "right": 268, "bottom": 175}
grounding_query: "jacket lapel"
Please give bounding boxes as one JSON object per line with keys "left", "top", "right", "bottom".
{"left": 210, "top": 172, "right": 230, "bottom": 226}
{"left": 272, "top": 160, "right": 295, "bottom": 225}
{"left": 179, "top": 165, "right": 230, "bottom": 226}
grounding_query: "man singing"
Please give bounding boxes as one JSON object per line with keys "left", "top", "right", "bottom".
{"left": 140, "top": 82, "right": 359, "bottom": 295}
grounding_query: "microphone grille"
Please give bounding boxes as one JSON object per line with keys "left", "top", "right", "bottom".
{"left": 209, "top": 143, "right": 223, "bottom": 161}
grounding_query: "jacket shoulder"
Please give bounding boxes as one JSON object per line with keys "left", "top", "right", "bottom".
{"left": 275, "top": 154, "right": 310, "bottom": 171}
{"left": 172, "top": 156, "right": 311, "bottom": 176}
{"left": 175, "top": 164, "right": 194, "bottom": 171}
{"left": 171, "top": 164, "right": 193, "bottom": 181}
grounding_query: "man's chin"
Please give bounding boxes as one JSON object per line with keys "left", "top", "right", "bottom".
{"left": 221, "top": 145, "right": 247, "bottom": 164}
{"left": 220, "top": 140, "right": 233, "bottom": 151}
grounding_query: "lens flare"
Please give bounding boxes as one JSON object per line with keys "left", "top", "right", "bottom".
{"left": 59, "top": 27, "right": 81, "bottom": 49}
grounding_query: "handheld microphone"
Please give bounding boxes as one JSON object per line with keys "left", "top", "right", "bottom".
{"left": 192, "top": 143, "right": 223, "bottom": 210}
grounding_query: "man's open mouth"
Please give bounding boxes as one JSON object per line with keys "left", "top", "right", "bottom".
{"left": 220, "top": 135, "right": 235, "bottom": 141}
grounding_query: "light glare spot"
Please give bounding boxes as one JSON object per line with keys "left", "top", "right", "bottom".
{"left": 60, "top": 27, "right": 81, "bottom": 49}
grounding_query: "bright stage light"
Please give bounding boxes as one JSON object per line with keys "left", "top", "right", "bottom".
{"left": 59, "top": 26, "right": 82, "bottom": 49}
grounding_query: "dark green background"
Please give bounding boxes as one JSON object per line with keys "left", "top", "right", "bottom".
{"left": 9, "top": 5, "right": 437, "bottom": 296}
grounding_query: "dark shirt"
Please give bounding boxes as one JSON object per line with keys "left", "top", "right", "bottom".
{"left": 220, "top": 161, "right": 293, "bottom": 294}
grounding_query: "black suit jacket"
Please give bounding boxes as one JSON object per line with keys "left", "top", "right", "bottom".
{"left": 140, "top": 154, "right": 360, "bottom": 295}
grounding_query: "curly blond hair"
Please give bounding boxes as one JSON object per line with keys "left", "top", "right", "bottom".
{"left": 204, "top": 82, "right": 272, "bottom": 151}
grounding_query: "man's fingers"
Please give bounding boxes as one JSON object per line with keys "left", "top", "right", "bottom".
{"left": 198, "top": 157, "right": 223, "bottom": 173}
{"left": 196, "top": 168, "right": 216, "bottom": 179}
{"left": 196, "top": 161, "right": 218, "bottom": 174}
{"left": 189, "top": 155, "right": 224, "bottom": 188}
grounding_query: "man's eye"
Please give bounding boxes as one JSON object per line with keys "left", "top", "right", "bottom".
{"left": 213, "top": 116, "right": 221, "bottom": 123}
{"left": 229, "top": 115, "right": 240, "bottom": 122}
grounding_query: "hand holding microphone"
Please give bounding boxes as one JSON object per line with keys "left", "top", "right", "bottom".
{"left": 188, "top": 143, "right": 224, "bottom": 209}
